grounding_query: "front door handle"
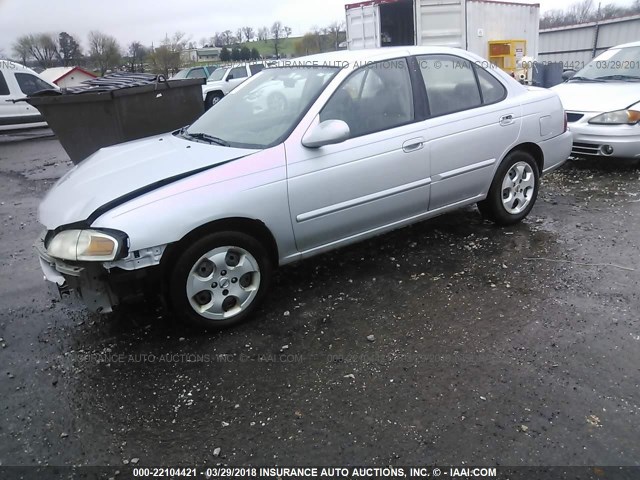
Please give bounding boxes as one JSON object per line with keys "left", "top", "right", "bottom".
{"left": 402, "top": 137, "right": 424, "bottom": 153}
{"left": 499, "top": 114, "right": 515, "bottom": 126}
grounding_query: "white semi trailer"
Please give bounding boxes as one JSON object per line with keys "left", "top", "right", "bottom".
{"left": 345, "top": 0, "right": 540, "bottom": 63}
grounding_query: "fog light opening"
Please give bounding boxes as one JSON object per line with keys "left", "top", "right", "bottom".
{"left": 601, "top": 145, "right": 614, "bottom": 156}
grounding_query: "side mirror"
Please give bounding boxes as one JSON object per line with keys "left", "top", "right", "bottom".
{"left": 302, "top": 120, "right": 350, "bottom": 148}
{"left": 562, "top": 69, "right": 576, "bottom": 81}
{"left": 226, "top": 76, "right": 233, "bottom": 81}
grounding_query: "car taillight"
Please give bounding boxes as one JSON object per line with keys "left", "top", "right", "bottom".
{"left": 564, "top": 112, "right": 568, "bottom": 132}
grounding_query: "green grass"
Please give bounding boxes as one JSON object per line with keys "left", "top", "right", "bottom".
{"left": 238, "top": 37, "right": 300, "bottom": 58}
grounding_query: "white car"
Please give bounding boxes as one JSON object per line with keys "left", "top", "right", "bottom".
{"left": 202, "top": 63, "right": 265, "bottom": 109}
{"left": 552, "top": 41, "right": 640, "bottom": 159}
{"left": 0, "top": 60, "right": 57, "bottom": 130}
{"left": 36, "top": 47, "right": 571, "bottom": 329}
{"left": 245, "top": 71, "right": 306, "bottom": 114}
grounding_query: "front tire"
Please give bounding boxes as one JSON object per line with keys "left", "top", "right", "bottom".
{"left": 205, "top": 92, "right": 224, "bottom": 110}
{"left": 478, "top": 150, "right": 540, "bottom": 225}
{"left": 169, "top": 232, "right": 272, "bottom": 329}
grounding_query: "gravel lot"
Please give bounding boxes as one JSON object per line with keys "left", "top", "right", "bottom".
{"left": 0, "top": 131, "right": 639, "bottom": 469}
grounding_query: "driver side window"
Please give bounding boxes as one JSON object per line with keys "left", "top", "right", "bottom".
{"left": 319, "top": 59, "right": 414, "bottom": 138}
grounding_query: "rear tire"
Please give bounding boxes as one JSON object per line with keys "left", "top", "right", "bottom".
{"left": 477, "top": 150, "right": 540, "bottom": 225}
{"left": 169, "top": 232, "right": 272, "bottom": 329}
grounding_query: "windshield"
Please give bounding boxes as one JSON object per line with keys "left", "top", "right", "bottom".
{"left": 571, "top": 46, "right": 640, "bottom": 81}
{"left": 187, "top": 67, "right": 339, "bottom": 149}
{"left": 172, "top": 69, "right": 189, "bottom": 79}
{"left": 208, "top": 68, "right": 228, "bottom": 82}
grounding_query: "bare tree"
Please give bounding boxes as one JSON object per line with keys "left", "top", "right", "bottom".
{"left": 127, "top": 41, "right": 146, "bottom": 72}
{"left": 311, "top": 26, "right": 324, "bottom": 53}
{"left": 326, "top": 21, "right": 344, "bottom": 50}
{"left": 294, "top": 33, "right": 320, "bottom": 56}
{"left": 242, "top": 26, "right": 255, "bottom": 42}
{"left": 221, "top": 30, "right": 233, "bottom": 46}
{"left": 568, "top": 0, "right": 594, "bottom": 23}
{"left": 271, "top": 21, "right": 284, "bottom": 58}
{"left": 88, "top": 31, "right": 121, "bottom": 75}
{"left": 284, "top": 26, "right": 292, "bottom": 38}
{"left": 257, "top": 27, "right": 270, "bottom": 42}
{"left": 12, "top": 36, "right": 31, "bottom": 65}
{"left": 15, "top": 34, "right": 59, "bottom": 68}
{"left": 148, "top": 32, "right": 188, "bottom": 77}
{"left": 236, "top": 28, "right": 243, "bottom": 44}
{"left": 540, "top": 0, "right": 639, "bottom": 28}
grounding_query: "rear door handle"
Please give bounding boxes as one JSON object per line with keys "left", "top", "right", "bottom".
{"left": 402, "top": 137, "right": 424, "bottom": 153}
{"left": 499, "top": 114, "right": 515, "bottom": 126}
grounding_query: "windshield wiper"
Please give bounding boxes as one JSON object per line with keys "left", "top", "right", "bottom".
{"left": 186, "top": 132, "right": 230, "bottom": 147}
{"left": 568, "top": 76, "right": 606, "bottom": 83}
{"left": 594, "top": 74, "right": 640, "bottom": 82}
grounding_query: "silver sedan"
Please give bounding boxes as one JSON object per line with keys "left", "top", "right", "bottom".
{"left": 36, "top": 46, "right": 572, "bottom": 328}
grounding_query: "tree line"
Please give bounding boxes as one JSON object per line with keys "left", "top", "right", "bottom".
{"left": 541, "top": 0, "right": 640, "bottom": 29}
{"left": 7, "top": 19, "right": 345, "bottom": 78}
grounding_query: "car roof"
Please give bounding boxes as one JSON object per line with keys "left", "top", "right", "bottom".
{"left": 0, "top": 60, "right": 39, "bottom": 75}
{"left": 611, "top": 40, "right": 640, "bottom": 49}
{"left": 280, "top": 46, "right": 476, "bottom": 68}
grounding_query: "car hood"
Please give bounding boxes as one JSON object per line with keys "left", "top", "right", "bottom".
{"left": 204, "top": 80, "right": 225, "bottom": 90}
{"left": 39, "top": 133, "right": 257, "bottom": 229}
{"left": 551, "top": 82, "right": 640, "bottom": 112}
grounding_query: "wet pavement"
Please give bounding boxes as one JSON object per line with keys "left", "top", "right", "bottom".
{"left": 0, "top": 133, "right": 639, "bottom": 468}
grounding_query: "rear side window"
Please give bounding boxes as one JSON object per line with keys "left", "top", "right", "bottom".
{"left": 417, "top": 55, "right": 482, "bottom": 117}
{"left": 475, "top": 67, "right": 507, "bottom": 105}
{"left": 250, "top": 64, "right": 265, "bottom": 75}
{"left": 0, "top": 72, "right": 9, "bottom": 95}
{"left": 228, "top": 66, "right": 248, "bottom": 80}
{"left": 320, "top": 58, "right": 414, "bottom": 138}
{"left": 15, "top": 73, "right": 54, "bottom": 95}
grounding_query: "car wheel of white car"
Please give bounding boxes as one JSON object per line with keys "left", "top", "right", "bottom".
{"left": 205, "top": 92, "right": 224, "bottom": 110}
{"left": 170, "top": 232, "right": 272, "bottom": 329}
{"left": 477, "top": 150, "right": 539, "bottom": 225}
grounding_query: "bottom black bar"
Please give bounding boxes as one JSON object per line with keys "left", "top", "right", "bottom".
{"left": 0, "top": 466, "right": 639, "bottom": 480}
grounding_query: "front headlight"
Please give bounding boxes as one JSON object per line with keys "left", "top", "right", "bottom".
{"left": 47, "top": 229, "right": 127, "bottom": 261}
{"left": 589, "top": 110, "right": 640, "bottom": 125}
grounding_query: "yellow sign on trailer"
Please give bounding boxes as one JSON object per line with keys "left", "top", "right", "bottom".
{"left": 488, "top": 40, "right": 527, "bottom": 73}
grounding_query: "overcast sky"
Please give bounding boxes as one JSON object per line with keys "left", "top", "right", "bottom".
{"left": 0, "top": 0, "right": 636, "bottom": 54}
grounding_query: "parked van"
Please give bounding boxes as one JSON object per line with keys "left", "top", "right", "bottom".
{"left": 0, "top": 60, "right": 57, "bottom": 131}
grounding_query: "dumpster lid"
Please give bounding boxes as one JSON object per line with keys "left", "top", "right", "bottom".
{"left": 28, "top": 72, "right": 204, "bottom": 97}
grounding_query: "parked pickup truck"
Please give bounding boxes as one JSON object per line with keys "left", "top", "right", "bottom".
{"left": 202, "top": 62, "right": 266, "bottom": 109}
{"left": 0, "top": 60, "right": 57, "bottom": 131}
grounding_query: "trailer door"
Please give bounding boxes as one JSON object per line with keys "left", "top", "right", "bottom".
{"left": 415, "top": 0, "right": 467, "bottom": 49}
{"left": 346, "top": 4, "right": 381, "bottom": 50}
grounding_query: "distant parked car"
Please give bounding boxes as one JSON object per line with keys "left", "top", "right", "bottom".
{"left": 171, "top": 66, "right": 217, "bottom": 80}
{"left": 552, "top": 41, "right": 640, "bottom": 160}
{"left": 36, "top": 47, "right": 570, "bottom": 329}
{"left": 0, "top": 60, "right": 57, "bottom": 131}
{"left": 202, "top": 63, "right": 265, "bottom": 109}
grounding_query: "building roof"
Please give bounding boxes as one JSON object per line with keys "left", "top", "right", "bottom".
{"left": 40, "top": 66, "right": 97, "bottom": 84}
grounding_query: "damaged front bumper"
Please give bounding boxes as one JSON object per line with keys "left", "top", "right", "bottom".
{"left": 35, "top": 237, "right": 119, "bottom": 313}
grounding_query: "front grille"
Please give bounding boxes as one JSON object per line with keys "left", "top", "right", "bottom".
{"left": 572, "top": 142, "right": 601, "bottom": 156}
{"left": 566, "top": 113, "right": 584, "bottom": 123}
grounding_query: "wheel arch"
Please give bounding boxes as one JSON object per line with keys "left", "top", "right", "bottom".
{"left": 504, "top": 142, "right": 544, "bottom": 175}
{"left": 161, "top": 217, "right": 280, "bottom": 275}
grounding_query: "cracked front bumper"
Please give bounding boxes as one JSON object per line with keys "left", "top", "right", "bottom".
{"left": 35, "top": 236, "right": 118, "bottom": 313}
